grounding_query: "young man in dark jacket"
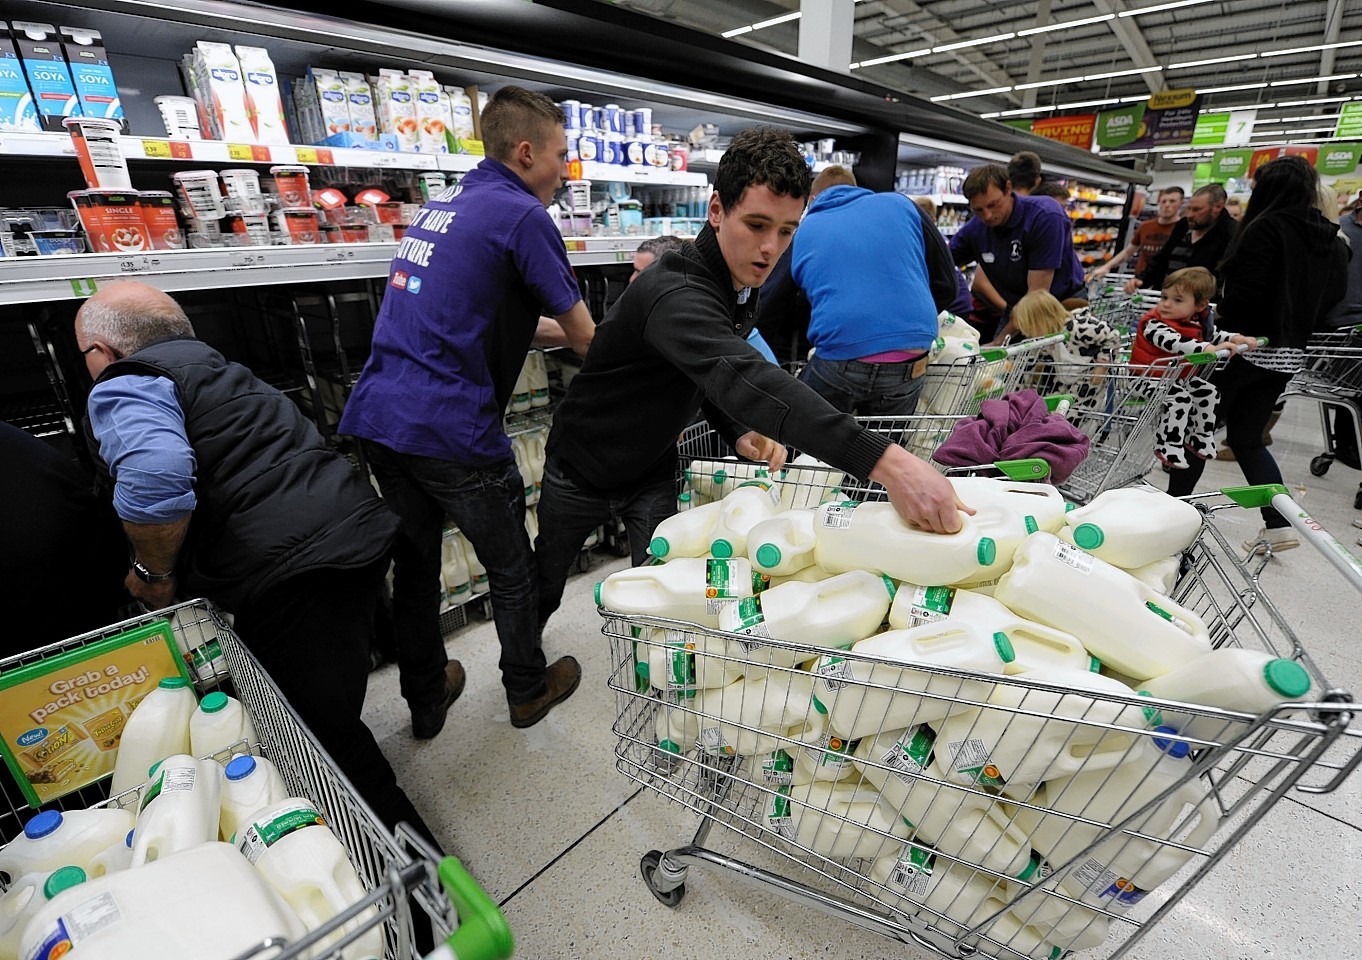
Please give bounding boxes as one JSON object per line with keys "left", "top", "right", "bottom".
{"left": 534, "top": 127, "right": 969, "bottom": 634}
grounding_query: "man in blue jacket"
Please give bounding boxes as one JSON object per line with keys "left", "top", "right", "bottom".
{"left": 792, "top": 165, "right": 942, "bottom": 415}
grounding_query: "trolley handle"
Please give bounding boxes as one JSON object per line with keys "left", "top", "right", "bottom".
{"left": 1222, "top": 483, "right": 1362, "bottom": 596}
{"left": 424, "top": 856, "right": 515, "bottom": 960}
{"left": 1185, "top": 336, "right": 1267, "bottom": 367}
{"left": 979, "top": 330, "right": 1067, "bottom": 361}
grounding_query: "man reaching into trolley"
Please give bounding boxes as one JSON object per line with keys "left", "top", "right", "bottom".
{"left": 534, "top": 127, "right": 970, "bottom": 635}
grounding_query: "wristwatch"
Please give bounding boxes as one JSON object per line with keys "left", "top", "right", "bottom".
{"left": 131, "top": 558, "right": 175, "bottom": 583}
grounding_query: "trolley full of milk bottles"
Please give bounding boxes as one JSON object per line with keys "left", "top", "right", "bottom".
{"left": 0, "top": 600, "right": 513, "bottom": 960}
{"left": 599, "top": 427, "right": 1362, "bottom": 960}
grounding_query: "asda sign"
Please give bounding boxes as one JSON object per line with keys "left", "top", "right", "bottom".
{"left": 1317, "top": 145, "right": 1362, "bottom": 176}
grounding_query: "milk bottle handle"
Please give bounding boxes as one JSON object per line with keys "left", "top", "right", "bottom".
{"left": 1222, "top": 484, "right": 1362, "bottom": 595}
{"left": 1134, "top": 586, "right": 1205, "bottom": 638}
{"left": 429, "top": 855, "right": 515, "bottom": 960}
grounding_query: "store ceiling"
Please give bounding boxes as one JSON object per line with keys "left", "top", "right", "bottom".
{"left": 596, "top": 0, "right": 1360, "bottom": 151}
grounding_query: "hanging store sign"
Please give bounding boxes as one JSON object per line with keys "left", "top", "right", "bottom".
{"left": 1031, "top": 114, "right": 1096, "bottom": 149}
{"left": 1192, "top": 162, "right": 1214, "bottom": 190}
{"left": 1095, "top": 104, "right": 1144, "bottom": 149}
{"left": 1210, "top": 149, "right": 1252, "bottom": 180}
{"left": 1097, "top": 89, "right": 1203, "bottom": 150}
{"left": 1336, "top": 103, "right": 1362, "bottom": 140}
{"left": 1192, "top": 109, "right": 1256, "bottom": 147}
{"left": 1317, "top": 144, "right": 1362, "bottom": 176}
{"left": 1003, "top": 119, "right": 1034, "bottom": 132}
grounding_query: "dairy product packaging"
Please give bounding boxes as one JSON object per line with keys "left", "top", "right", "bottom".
{"left": 235, "top": 45, "right": 288, "bottom": 144}
{"left": 59, "top": 26, "right": 122, "bottom": 126}
{"left": 0, "top": 29, "right": 41, "bottom": 131}
{"left": 9, "top": 22, "right": 79, "bottom": 130}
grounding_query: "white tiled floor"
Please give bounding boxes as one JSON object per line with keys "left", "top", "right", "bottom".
{"left": 363, "top": 396, "right": 1362, "bottom": 960}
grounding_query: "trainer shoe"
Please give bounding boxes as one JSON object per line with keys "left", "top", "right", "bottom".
{"left": 1243, "top": 527, "right": 1300, "bottom": 557}
{"left": 509, "top": 656, "right": 581, "bottom": 729}
{"left": 411, "top": 660, "right": 467, "bottom": 740}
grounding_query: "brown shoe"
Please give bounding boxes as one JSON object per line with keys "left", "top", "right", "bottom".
{"left": 412, "top": 660, "right": 466, "bottom": 740}
{"left": 509, "top": 656, "right": 581, "bottom": 729}
{"left": 1215, "top": 445, "right": 1236, "bottom": 461}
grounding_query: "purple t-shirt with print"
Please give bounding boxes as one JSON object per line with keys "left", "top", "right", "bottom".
{"left": 950, "top": 193, "right": 1086, "bottom": 307}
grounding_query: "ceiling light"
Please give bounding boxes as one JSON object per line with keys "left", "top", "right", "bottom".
{"left": 1278, "top": 114, "right": 1342, "bottom": 123}
{"left": 1261, "top": 39, "right": 1362, "bottom": 58}
{"left": 1016, "top": 14, "right": 1115, "bottom": 36}
{"left": 1118, "top": 0, "right": 1216, "bottom": 17}
{"left": 721, "top": 25, "right": 753, "bottom": 38}
{"left": 1274, "top": 96, "right": 1353, "bottom": 107}
{"left": 930, "top": 86, "right": 1013, "bottom": 102}
{"left": 1269, "top": 74, "right": 1356, "bottom": 87}
{"left": 1014, "top": 77, "right": 1073, "bottom": 91}
{"left": 1249, "top": 127, "right": 1336, "bottom": 137}
{"left": 751, "top": 12, "right": 801, "bottom": 30}
{"left": 1168, "top": 54, "right": 1257, "bottom": 70}
{"left": 932, "top": 32, "right": 1015, "bottom": 53}
{"left": 980, "top": 112, "right": 1001, "bottom": 119}
{"left": 1206, "top": 101, "right": 1276, "bottom": 112}
{"left": 852, "top": 48, "right": 932, "bottom": 68}
{"left": 1197, "top": 82, "right": 1269, "bottom": 94}
{"left": 1084, "top": 66, "right": 1163, "bottom": 81}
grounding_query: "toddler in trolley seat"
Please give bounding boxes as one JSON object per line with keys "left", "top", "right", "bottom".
{"left": 1011, "top": 289, "right": 1122, "bottom": 404}
{"left": 1129, "top": 267, "right": 1258, "bottom": 470}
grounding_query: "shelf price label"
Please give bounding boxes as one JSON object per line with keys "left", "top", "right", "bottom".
{"left": 227, "top": 143, "right": 272, "bottom": 162}
{"left": 170, "top": 141, "right": 193, "bottom": 160}
{"left": 563, "top": 240, "right": 587, "bottom": 252}
{"left": 141, "top": 139, "right": 173, "bottom": 159}
{"left": 295, "top": 147, "right": 318, "bottom": 164}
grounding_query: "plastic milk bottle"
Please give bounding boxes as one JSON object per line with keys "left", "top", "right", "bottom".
{"left": 1, "top": 866, "right": 88, "bottom": 960}
{"left": 236, "top": 797, "right": 384, "bottom": 960}
{"left": 459, "top": 531, "right": 488, "bottom": 590}
{"left": 440, "top": 532, "right": 471, "bottom": 602}
{"left": 1001, "top": 883, "right": 1111, "bottom": 953}
{"left": 993, "top": 532, "right": 1211, "bottom": 682}
{"left": 765, "top": 780, "right": 912, "bottom": 859}
{"left": 595, "top": 557, "right": 755, "bottom": 627}
{"left": 1125, "top": 555, "right": 1181, "bottom": 594}
{"left": 813, "top": 621, "right": 1015, "bottom": 740}
{"left": 86, "top": 829, "right": 135, "bottom": 878}
{"left": 696, "top": 671, "right": 818, "bottom": 758}
{"left": 792, "top": 703, "right": 862, "bottom": 785}
{"left": 189, "top": 691, "right": 257, "bottom": 760}
{"left": 746, "top": 508, "right": 818, "bottom": 576}
{"left": 1137, "top": 648, "right": 1315, "bottom": 741}
{"left": 219, "top": 753, "right": 290, "bottom": 843}
{"left": 870, "top": 849, "right": 1011, "bottom": 935}
{"left": 130, "top": 754, "right": 222, "bottom": 865}
{"left": 777, "top": 454, "right": 845, "bottom": 510}
{"left": 717, "top": 570, "right": 895, "bottom": 671}
{"left": 709, "top": 479, "right": 782, "bottom": 559}
{"left": 1060, "top": 486, "right": 1203, "bottom": 569}
{"left": 648, "top": 499, "right": 723, "bottom": 559}
{"left": 0, "top": 807, "right": 134, "bottom": 882}
{"left": 641, "top": 626, "right": 746, "bottom": 697}
{"left": 949, "top": 476, "right": 1069, "bottom": 534}
{"left": 110, "top": 675, "right": 198, "bottom": 797}
{"left": 813, "top": 500, "right": 999, "bottom": 586}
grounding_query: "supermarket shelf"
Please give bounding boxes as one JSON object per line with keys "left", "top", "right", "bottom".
{"left": 578, "top": 160, "right": 707, "bottom": 186}
{"left": 685, "top": 148, "right": 850, "bottom": 176}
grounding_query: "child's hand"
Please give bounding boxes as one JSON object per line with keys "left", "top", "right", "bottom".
{"left": 1228, "top": 334, "right": 1259, "bottom": 350}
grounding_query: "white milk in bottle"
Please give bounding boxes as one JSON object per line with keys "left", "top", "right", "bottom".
{"left": 1137, "top": 648, "right": 1315, "bottom": 741}
{"left": 527, "top": 350, "right": 550, "bottom": 407}
{"left": 1060, "top": 486, "right": 1202, "bottom": 569}
{"left": 887, "top": 584, "right": 1094, "bottom": 675}
{"left": 0, "top": 866, "right": 87, "bottom": 960}
{"left": 654, "top": 697, "right": 700, "bottom": 758}
{"left": 189, "top": 690, "right": 257, "bottom": 760}
{"left": 86, "top": 828, "right": 135, "bottom": 878}
{"left": 770, "top": 564, "right": 834, "bottom": 586}
{"left": 219, "top": 753, "right": 290, "bottom": 843}
{"left": 595, "top": 557, "right": 755, "bottom": 627}
{"left": 949, "top": 476, "right": 1069, "bottom": 534}
{"left": 1125, "top": 554, "right": 1181, "bottom": 593}
{"left": 130, "top": 754, "right": 221, "bottom": 865}
{"left": 934, "top": 667, "right": 1145, "bottom": 790}
{"left": 717, "top": 570, "right": 895, "bottom": 671}
{"left": 696, "top": 671, "right": 818, "bottom": 758}
{"left": 642, "top": 626, "right": 746, "bottom": 697}
{"left": 648, "top": 499, "right": 723, "bottom": 560}
{"left": 792, "top": 703, "right": 861, "bottom": 785}
{"left": 993, "top": 532, "right": 1211, "bottom": 682}
{"left": 871, "top": 849, "right": 1010, "bottom": 934}
{"left": 709, "top": 479, "right": 782, "bottom": 559}
{"left": 237, "top": 797, "right": 384, "bottom": 960}
{"left": 766, "top": 780, "right": 912, "bottom": 859}
{"left": 459, "top": 531, "right": 488, "bottom": 590}
{"left": 777, "top": 454, "right": 845, "bottom": 510}
{"left": 0, "top": 807, "right": 134, "bottom": 882}
{"left": 746, "top": 508, "right": 818, "bottom": 576}
{"left": 813, "top": 622, "right": 1015, "bottom": 739}
{"left": 440, "top": 531, "right": 471, "bottom": 602}
{"left": 813, "top": 500, "right": 998, "bottom": 586}
{"left": 110, "top": 675, "right": 197, "bottom": 796}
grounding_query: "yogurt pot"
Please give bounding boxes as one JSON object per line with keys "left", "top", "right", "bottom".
{"left": 223, "top": 213, "right": 272, "bottom": 246}
{"left": 268, "top": 165, "right": 312, "bottom": 207}
{"left": 274, "top": 207, "right": 319, "bottom": 244}
{"left": 84, "top": 189, "right": 151, "bottom": 253}
{"left": 219, "top": 168, "right": 267, "bottom": 215}
{"left": 172, "top": 170, "right": 227, "bottom": 220}
{"left": 154, "top": 95, "right": 203, "bottom": 139}
{"left": 137, "top": 191, "right": 185, "bottom": 250}
{"left": 63, "top": 116, "right": 132, "bottom": 190}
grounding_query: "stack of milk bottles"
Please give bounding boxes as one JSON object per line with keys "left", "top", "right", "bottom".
{"left": 0, "top": 675, "right": 387, "bottom": 960}
{"left": 596, "top": 478, "right": 1319, "bottom": 959}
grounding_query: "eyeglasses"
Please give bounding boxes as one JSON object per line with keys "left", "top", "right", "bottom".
{"left": 80, "top": 343, "right": 101, "bottom": 356}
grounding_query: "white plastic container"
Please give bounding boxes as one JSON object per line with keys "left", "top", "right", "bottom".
{"left": 0, "top": 807, "right": 134, "bottom": 883}
{"left": 440, "top": 531, "right": 471, "bottom": 602}
{"left": 766, "top": 780, "right": 912, "bottom": 859}
{"left": 1010, "top": 728, "right": 1221, "bottom": 910}
{"left": 85, "top": 829, "right": 134, "bottom": 878}
{"left": 777, "top": 454, "right": 845, "bottom": 511}
{"left": 813, "top": 621, "right": 1015, "bottom": 740}
{"left": 791, "top": 705, "right": 862, "bottom": 785}
{"left": 189, "top": 690, "right": 257, "bottom": 760}
{"left": 130, "top": 754, "right": 222, "bottom": 866}
{"left": 949, "top": 476, "right": 1069, "bottom": 534}
{"left": 993, "top": 532, "right": 1212, "bottom": 682}
{"left": 1001, "top": 887, "right": 1111, "bottom": 953}
{"left": 527, "top": 350, "right": 551, "bottom": 407}
{"left": 640, "top": 626, "right": 746, "bottom": 696}
{"left": 870, "top": 848, "right": 1009, "bottom": 932}
{"left": 853, "top": 733, "right": 1031, "bottom": 876}
{"left": 595, "top": 557, "right": 755, "bottom": 627}
{"left": 709, "top": 479, "right": 782, "bottom": 559}
{"left": 770, "top": 564, "right": 835, "bottom": 587}
{"left": 934, "top": 667, "right": 1145, "bottom": 790}
{"left": 696, "top": 671, "right": 818, "bottom": 758}
{"left": 1125, "top": 554, "right": 1181, "bottom": 594}
{"left": 717, "top": 570, "right": 895, "bottom": 671}
{"left": 1136, "top": 648, "right": 1315, "bottom": 741}
{"left": 684, "top": 457, "right": 769, "bottom": 502}
{"left": 219, "top": 753, "right": 290, "bottom": 843}
{"left": 167, "top": 603, "right": 229, "bottom": 684}
{"left": 237, "top": 797, "right": 384, "bottom": 960}
{"left": 0, "top": 866, "right": 87, "bottom": 960}
{"left": 1060, "top": 486, "right": 1203, "bottom": 569}
{"left": 654, "top": 698, "right": 700, "bottom": 757}
{"left": 746, "top": 509, "right": 818, "bottom": 576}
{"left": 812, "top": 500, "right": 999, "bottom": 587}
{"left": 887, "top": 584, "right": 1094, "bottom": 676}
{"left": 110, "top": 675, "right": 197, "bottom": 797}
{"left": 19, "top": 842, "right": 306, "bottom": 960}
{"left": 648, "top": 499, "right": 723, "bottom": 560}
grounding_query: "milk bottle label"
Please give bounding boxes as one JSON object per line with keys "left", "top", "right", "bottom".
{"left": 662, "top": 630, "right": 697, "bottom": 699}
{"left": 237, "top": 799, "right": 324, "bottom": 864}
{"left": 760, "top": 749, "right": 794, "bottom": 786}
{"left": 139, "top": 764, "right": 196, "bottom": 811}
{"left": 947, "top": 737, "right": 1006, "bottom": 788}
{"left": 737, "top": 479, "right": 782, "bottom": 508}
{"left": 704, "top": 559, "right": 745, "bottom": 615}
{"left": 26, "top": 892, "right": 123, "bottom": 959}
{"left": 813, "top": 733, "right": 861, "bottom": 775}
{"left": 698, "top": 725, "right": 735, "bottom": 756}
{"left": 766, "top": 787, "right": 796, "bottom": 840}
{"left": 903, "top": 585, "right": 956, "bottom": 626}
{"left": 1052, "top": 539, "right": 1097, "bottom": 574}
{"left": 1063, "top": 857, "right": 1147, "bottom": 912}
{"left": 720, "top": 596, "right": 770, "bottom": 652}
{"left": 820, "top": 501, "right": 859, "bottom": 529}
{"left": 889, "top": 845, "right": 934, "bottom": 896}
{"left": 881, "top": 727, "right": 936, "bottom": 784}
{"left": 813, "top": 650, "right": 854, "bottom": 690}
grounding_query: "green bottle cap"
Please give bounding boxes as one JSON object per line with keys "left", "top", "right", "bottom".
{"left": 158, "top": 677, "right": 189, "bottom": 689}
{"left": 200, "top": 691, "right": 228, "bottom": 714}
{"left": 1263, "top": 658, "right": 1311, "bottom": 698}
{"left": 755, "top": 543, "right": 782, "bottom": 569}
{"left": 711, "top": 538, "right": 734, "bottom": 558}
{"left": 43, "top": 866, "right": 86, "bottom": 899}
{"left": 992, "top": 631, "right": 1016, "bottom": 664}
{"left": 712, "top": 469, "right": 727, "bottom": 487}
{"left": 976, "top": 537, "right": 996, "bottom": 566}
{"left": 649, "top": 536, "right": 670, "bottom": 559}
{"left": 659, "top": 739, "right": 682, "bottom": 756}
{"left": 881, "top": 574, "right": 897, "bottom": 599}
{"left": 1064, "top": 501, "right": 1077, "bottom": 512}
{"left": 594, "top": 582, "right": 603, "bottom": 606}
{"left": 677, "top": 492, "right": 691, "bottom": 505}
{"left": 1014, "top": 854, "right": 1043, "bottom": 883}
{"left": 1073, "top": 523, "right": 1105, "bottom": 550}
{"left": 812, "top": 697, "right": 829, "bottom": 715}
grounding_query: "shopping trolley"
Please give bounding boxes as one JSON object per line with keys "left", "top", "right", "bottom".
{"left": 1084, "top": 283, "right": 1153, "bottom": 342}
{"left": 1283, "top": 325, "right": 1362, "bottom": 485}
{"left": 600, "top": 482, "right": 1361, "bottom": 960}
{"left": 919, "top": 334, "right": 1070, "bottom": 418}
{"left": 0, "top": 600, "right": 513, "bottom": 960}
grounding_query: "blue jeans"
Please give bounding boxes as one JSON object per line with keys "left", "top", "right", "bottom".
{"left": 361, "top": 440, "right": 546, "bottom": 705}
{"left": 798, "top": 353, "right": 927, "bottom": 417}
{"left": 535, "top": 457, "right": 677, "bottom": 629}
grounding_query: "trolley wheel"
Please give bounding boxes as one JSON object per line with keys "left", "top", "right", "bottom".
{"left": 611, "top": 535, "right": 631, "bottom": 558}
{"left": 640, "top": 850, "right": 686, "bottom": 907}
{"left": 1310, "top": 454, "right": 1332, "bottom": 477}
{"left": 576, "top": 550, "right": 592, "bottom": 574}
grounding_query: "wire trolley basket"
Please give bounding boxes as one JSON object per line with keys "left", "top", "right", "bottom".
{"left": 0, "top": 600, "right": 513, "bottom": 960}
{"left": 1284, "top": 324, "right": 1362, "bottom": 479}
{"left": 600, "top": 481, "right": 1361, "bottom": 960}
{"left": 919, "top": 334, "right": 1071, "bottom": 418}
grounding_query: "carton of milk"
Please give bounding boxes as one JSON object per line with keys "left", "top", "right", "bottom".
{"left": 235, "top": 45, "right": 288, "bottom": 144}
{"left": 372, "top": 68, "right": 418, "bottom": 151}
{"left": 9, "top": 21, "right": 79, "bottom": 129}
{"left": 309, "top": 66, "right": 350, "bottom": 139}
{"left": 409, "top": 69, "right": 451, "bottom": 153}
{"left": 59, "top": 26, "right": 122, "bottom": 127}
{"left": 0, "top": 26, "right": 40, "bottom": 131}
{"left": 338, "top": 71, "right": 376, "bottom": 139}
{"left": 195, "top": 41, "right": 251, "bottom": 142}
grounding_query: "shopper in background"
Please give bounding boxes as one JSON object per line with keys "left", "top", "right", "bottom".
{"left": 1225, "top": 196, "right": 1245, "bottom": 222}
{"left": 911, "top": 195, "right": 974, "bottom": 317}
{"left": 0, "top": 420, "right": 131, "bottom": 657}
{"left": 790, "top": 164, "right": 940, "bottom": 415}
{"left": 1011, "top": 289, "right": 1122, "bottom": 403}
{"left": 1125, "top": 184, "right": 1236, "bottom": 295}
{"left": 1165, "top": 157, "right": 1349, "bottom": 553}
{"left": 1029, "top": 180, "right": 1070, "bottom": 209}
{"left": 73, "top": 280, "right": 438, "bottom": 846}
{"left": 338, "top": 85, "right": 595, "bottom": 734}
{"left": 950, "top": 163, "right": 1087, "bottom": 345}
{"left": 1323, "top": 190, "right": 1362, "bottom": 330}
{"left": 1088, "top": 186, "right": 1185, "bottom": 283}
{"left": 1007, "top": 150, "right": 1043, "bottom": 196}
{"left": 535, "top": 128, "right": 969, "bottom": 633}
